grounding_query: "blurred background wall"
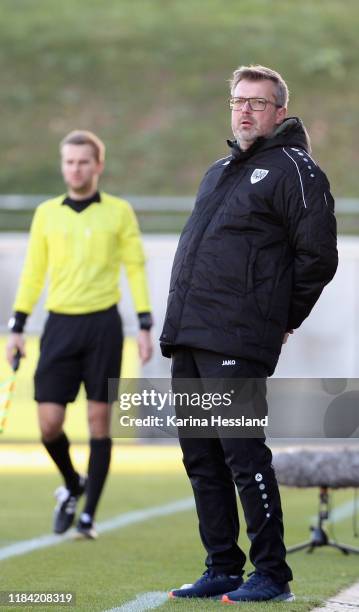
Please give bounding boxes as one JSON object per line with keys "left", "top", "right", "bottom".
{"left": 0, "top": 234, "right": 358, "bottom": 378}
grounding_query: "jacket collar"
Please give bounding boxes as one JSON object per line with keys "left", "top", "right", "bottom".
{"left": 227, "top": 116, "right": 311, "bottom": 161}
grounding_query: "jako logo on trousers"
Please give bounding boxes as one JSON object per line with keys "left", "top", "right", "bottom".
{"left": 222, "top": 360, "right": 236, "bottom": 366}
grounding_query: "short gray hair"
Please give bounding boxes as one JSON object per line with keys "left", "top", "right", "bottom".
{"left": 230, "top": 65, "right": 289, "bottom": 107}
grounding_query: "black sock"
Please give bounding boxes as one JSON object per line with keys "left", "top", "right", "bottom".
{"left": 42, "top": 432, "right": 80, "bottom": 494}
{"left": 82, "top": 437, "right": 112, "bottom": 520}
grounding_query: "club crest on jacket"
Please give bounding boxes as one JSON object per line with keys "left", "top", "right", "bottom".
{"left": 250, "top": 169, "right": 269, "bottom": 184}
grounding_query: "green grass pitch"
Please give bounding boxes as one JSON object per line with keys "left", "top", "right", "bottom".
{"left": 1, "top": 336, "right": 359, "bottom": 610}
{"left": 0, "top": 473, "right": 359, "bottom": 611}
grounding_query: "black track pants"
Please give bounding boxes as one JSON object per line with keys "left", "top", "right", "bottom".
{"left": 171, "top": 346, "right": 293, "bottom": 583}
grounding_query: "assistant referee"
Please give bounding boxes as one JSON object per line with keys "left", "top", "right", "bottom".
{"left": 6, "top": 130, "right": 153, "bottom": 539}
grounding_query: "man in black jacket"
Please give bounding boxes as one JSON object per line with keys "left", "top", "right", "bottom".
{"left": 160, "top": 65, "right": 338, "bottom": 603}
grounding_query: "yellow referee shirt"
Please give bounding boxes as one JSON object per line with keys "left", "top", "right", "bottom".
{"left": 14, "top": 192, "right": 151, "bottom": 315}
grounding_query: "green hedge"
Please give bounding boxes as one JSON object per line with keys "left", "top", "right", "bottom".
{"left": 0, "top": 0, "right": 358, "bottom": 197}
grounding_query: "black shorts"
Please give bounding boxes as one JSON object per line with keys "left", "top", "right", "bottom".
{"left": 34, "top": 305, "right": 123, "bottom": 406}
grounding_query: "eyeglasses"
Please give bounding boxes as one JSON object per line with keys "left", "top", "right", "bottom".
{"left": 229, "top": 97, "right": 282, "bottom": 111}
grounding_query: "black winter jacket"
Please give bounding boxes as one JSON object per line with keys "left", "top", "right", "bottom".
{"left": 160, "top": 117, "right": 338, "bottom": 375}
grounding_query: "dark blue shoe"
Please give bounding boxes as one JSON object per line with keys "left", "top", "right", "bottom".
{"left": 222, "top": 572, "right": 295, "bottom": 603}
{"left": 169, "top": 569, "right": 243, "bottom": 599}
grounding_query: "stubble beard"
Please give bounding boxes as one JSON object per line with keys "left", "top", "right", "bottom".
{"left": 67, "top": 178, "right": 95, "bottom": 196}
{"left": 234, "top": 125, "right": 258, "bottom": 150}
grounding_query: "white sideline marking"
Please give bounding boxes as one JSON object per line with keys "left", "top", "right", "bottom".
{"left": 0, "top": 492, "right": 356, "bottom": 563}
{"left": 103, "top": 592, "right": 167, "bottom": 612}
{"left": 0, "top": 497, "right": 194, "bottom": 562}
{"left": 310, "top": 581, "right": 359, "bottom": 611}
{"left": 310, "top": 498, "right": 359, "bottom": 524}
